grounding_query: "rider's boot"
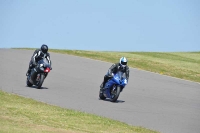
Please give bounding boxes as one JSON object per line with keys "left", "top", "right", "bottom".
{"left": 100, "top": 83, "right": 103, "bottom": 89}
{"left": 26, "top": 68, "right": 31, "bottom": 76}
{"left": 100, "top": 81, "right": 106, "bottom": 91}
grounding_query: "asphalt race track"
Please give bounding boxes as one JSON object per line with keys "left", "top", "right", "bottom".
{"left": 0, "top": 49, "right": 200, "bottom": 133}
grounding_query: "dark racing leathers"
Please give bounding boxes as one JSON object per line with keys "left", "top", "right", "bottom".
{"left": 100, "top": 63, "right": 129, "bottom": 89}
{"left": 26, "top": 49, "right": 51, "bottom": 76}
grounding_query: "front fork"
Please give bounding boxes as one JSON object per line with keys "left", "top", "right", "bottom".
{"left": 111, "top": 85, "right": 123, "bottom": 93}
{"left": 36, "top": 73, "right": 48, "bottom": 81}
{"left": 36, "top": 74, "right": 41, "bottom": 81}
{"left": 111, "top": 85, "right": 117, "bottom": 94}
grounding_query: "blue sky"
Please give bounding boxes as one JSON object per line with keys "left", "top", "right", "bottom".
{"left": 0, "top": 0, "right": 199, "bottom": 52}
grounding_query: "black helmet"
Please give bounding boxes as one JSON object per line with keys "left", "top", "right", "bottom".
{"left": 41, "top": 44, "right": 48, "bottom": 53}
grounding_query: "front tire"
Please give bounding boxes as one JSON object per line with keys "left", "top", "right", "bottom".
{"left": 37, "top": 74, "right": 45, "bottom": 89}
{"left": 110, "top": 85, "right": 121, "bottom": 102}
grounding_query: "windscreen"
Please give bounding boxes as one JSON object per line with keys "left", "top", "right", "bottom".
{"left": 116, "top": 71, "right": 126, "bottom": 80}
{"left": 38, "top": 58, "right": 50, "bottom": 67}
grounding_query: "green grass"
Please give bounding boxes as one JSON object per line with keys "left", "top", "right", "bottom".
{"left": 46, "top": 49, "right": 200, "bottom": 83}
{"left": 0, "top": 90, "right": 159, "bottom": 133}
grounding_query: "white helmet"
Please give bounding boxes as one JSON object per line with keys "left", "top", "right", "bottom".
{"left": 119, "top": 57, "right": 127, "bottom": 68}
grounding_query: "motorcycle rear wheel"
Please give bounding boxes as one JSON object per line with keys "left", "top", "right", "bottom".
{"left": 26, "top": 78, "right": 33, "bottom": 87}
{"left": 99, "top": 88, "right": 106, "bottom": 100}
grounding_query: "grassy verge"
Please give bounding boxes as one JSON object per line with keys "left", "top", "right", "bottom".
{"left": 46, "top": 49, "right": 200, "bottom": 83}
{"left": 0, "top": 90, "right": 158, "bottom": 133}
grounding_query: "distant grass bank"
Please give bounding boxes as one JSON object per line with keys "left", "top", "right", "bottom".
{"left": 17, "top": 48, "right": 200, "bottom": 82}
{"left": 0, "top": 90, "right": 158, "bottom": 133}
{"left": 41, "top": 49, "right": 200, "bottom": 82}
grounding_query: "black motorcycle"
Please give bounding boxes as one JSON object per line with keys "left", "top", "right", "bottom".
{"left": 26, "top": 58, "right": 51, "bottom": 89}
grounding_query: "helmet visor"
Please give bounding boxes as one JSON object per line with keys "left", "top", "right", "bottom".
{"left": 42, "top": 49, "right": 47, "bottom": 53}
{"left": 121, "top": 61, "right": 127, "bottom": 65}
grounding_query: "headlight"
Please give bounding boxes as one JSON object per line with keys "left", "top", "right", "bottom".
{"left": 40, "top": 64, "right": 43, "bottom": 67}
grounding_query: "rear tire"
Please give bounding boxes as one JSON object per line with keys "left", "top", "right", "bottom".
{"left": 110, "top": 86, "right": 121, "bottom": 102}
{"left": 99, "top": 89, "right": 106, "bottom": 100}
{"left": 37, "top": 74, "right": 45, "bottom": 89}
{"left": 26, "top": 78, "right": 33, "bottom": 87}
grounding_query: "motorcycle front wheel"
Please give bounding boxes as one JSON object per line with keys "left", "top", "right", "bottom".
{"left": 110, "top": 85, "right": 121, "bottom": 102}
{"left": 37, "top": 74, "right": 45, "bottom": 89}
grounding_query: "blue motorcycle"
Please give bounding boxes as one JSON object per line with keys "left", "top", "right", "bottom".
{"left": 99, "top": 71, "right": 128, "bottom": 102}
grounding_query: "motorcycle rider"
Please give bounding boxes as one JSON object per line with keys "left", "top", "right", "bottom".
{"left": 26, "top": 44, "right": 52, "bottom": 76}
{"left": 100, "top": 57, "right": 129, "bottom": 90}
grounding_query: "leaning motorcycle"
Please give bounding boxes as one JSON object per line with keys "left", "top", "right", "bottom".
{"left": 26, "top": 58, "right": 51, "bottom": 89}
{"left": 99, "top": 71, "right": 128, "bottom": 102}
